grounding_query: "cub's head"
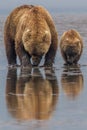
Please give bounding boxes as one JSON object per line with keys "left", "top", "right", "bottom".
{"left": 22, "top": 29, "right": 51, "bottom": 66}
{"left": 60, "top": 29, "right": 83, "bottom": 64}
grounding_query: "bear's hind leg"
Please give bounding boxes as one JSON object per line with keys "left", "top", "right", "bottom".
{"left": 5, "top": 40, "right": 17, "bottom": 66}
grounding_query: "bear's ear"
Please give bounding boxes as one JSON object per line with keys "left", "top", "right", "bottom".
{"left": 26, "top": 29, "right": 30, "bottom": 33}
{"left": 26, "top": 29, "right": 31, "bottom": 37}
{"left": 43, "top": 30, "right": 50, "bottom": 42}
{"left": 22, "top": 29, "right": 31, "bottom": 42}
{"left": 23, "top": 29, "right": 31, "bottom": 36}
{"left": 75, "top": 38, "right": 80, "bottom": 43}
{"left": 25, "top": 29, "right": 31, "bottom": 37}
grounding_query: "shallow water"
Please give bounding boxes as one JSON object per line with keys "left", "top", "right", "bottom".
{"left": 0, "top": 14, "right": 87, "bottom": 130}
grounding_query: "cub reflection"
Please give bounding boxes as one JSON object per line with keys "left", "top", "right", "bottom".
{"left": 61, "top": 66, "right": 84, "bottom": 99}
{"left": 6, "top": 68, "right": 58, "bottom": 120}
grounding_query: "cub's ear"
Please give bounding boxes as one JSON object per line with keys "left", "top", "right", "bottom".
{"left": 74, "top": 38, "right": 80, "bottom": 43}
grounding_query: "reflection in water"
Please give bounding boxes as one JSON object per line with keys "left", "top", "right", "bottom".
{"left": 6, "top": 68, "right": 58, "bottom": 120}
{"left": 61, "top": 66, "right": 84, "bottom": 99}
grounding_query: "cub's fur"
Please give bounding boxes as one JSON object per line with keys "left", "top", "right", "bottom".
{"left": 60, "top": 29, "right": 83, "bottom": 65}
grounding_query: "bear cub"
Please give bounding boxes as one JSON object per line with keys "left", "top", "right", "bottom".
{"left": 60, "top": 29, "right": 83, "bottom": 65}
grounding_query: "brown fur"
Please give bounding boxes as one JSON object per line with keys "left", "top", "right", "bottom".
{"left": 4, "top": 5, "right": 58, "bottom": 67}
{"left": 60, "top": 29, "right": 83, "bottom": 65}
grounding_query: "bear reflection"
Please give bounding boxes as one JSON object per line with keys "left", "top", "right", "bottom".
{"left": 61, "top": 66, "right": 84, "bottom": 99}
{"left": 6, "top": 68, "right": 58, "bottom": 120}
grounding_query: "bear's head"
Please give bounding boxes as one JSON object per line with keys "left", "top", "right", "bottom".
{"left": 22, "top": 28, "right": 51, "bottom": 66}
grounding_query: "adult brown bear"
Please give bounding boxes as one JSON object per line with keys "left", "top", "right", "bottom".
{"left": 4, "top": 5, "right": 58, "bottom": 67}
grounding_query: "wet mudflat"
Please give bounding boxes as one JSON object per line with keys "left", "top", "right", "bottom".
{"left": 0, "top": 14, "right": 87, "bottom": 130}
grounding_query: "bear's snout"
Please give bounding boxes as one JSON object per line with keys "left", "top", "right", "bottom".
{"left": 32, "top": 55, "right": 42, "bottom": 66}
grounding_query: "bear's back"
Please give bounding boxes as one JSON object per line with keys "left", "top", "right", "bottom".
{"left": 6, "top": 5, "right": 34, "bottom": 28}
{"left": 4, "top": 5, "right": 34, "bottom": 39}
{"left": 5, "top": 5, "right": 49, "bottom": 40}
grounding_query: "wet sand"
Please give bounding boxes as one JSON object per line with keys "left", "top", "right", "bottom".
{"left": 0, "top": 14, "right": 87, "bottom": 130}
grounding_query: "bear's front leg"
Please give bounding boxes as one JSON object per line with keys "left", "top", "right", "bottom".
{"left": 44, "top": 49, "right": 54, "bottom": 67}
{"left": 16, "top": 44, "right": 32, "bottom": 67}
{"left": 44, "top": 44, "right": 57, "bottom": 67}
{"left": 21, "top": 55, "right": 31, "bottom": 67}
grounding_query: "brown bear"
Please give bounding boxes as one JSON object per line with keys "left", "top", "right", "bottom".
{"left": 60, "top": 29, "right": 83, "bottom": 65}
{"left": 4, "top": 5, "right": 58, "bottom": 67}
